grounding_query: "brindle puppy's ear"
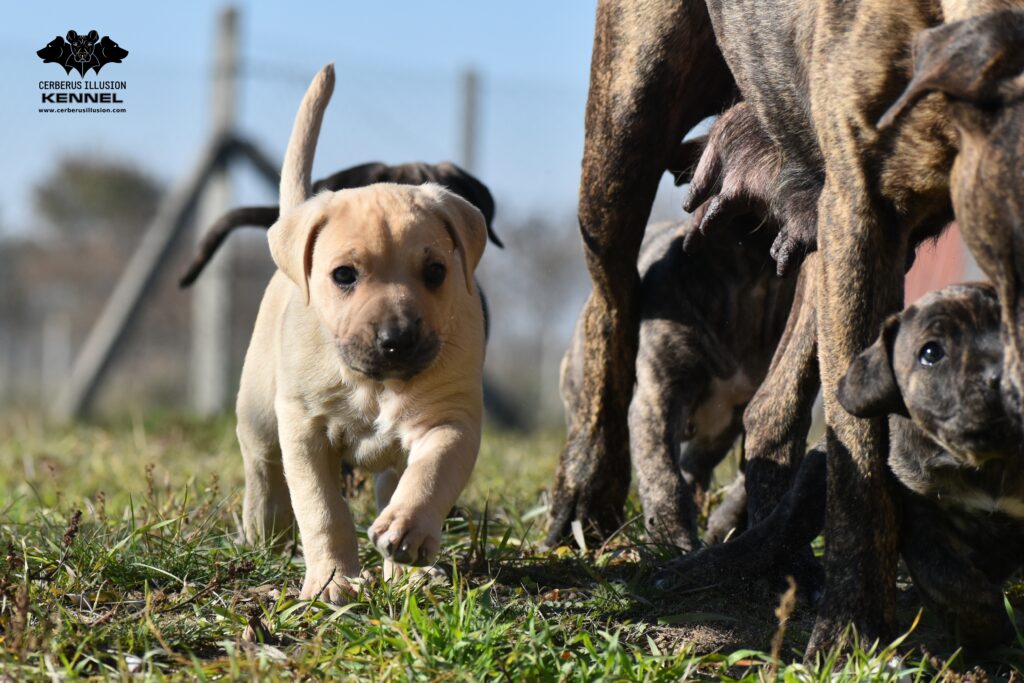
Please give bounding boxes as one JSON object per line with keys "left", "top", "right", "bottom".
{"left": 423, "top": 184, "right": 488, "bottom": 295}
{"left": 837, "top": 315, "right": 909, "bottom": 418}
{"left": 878, "top": 10, "right": 1024, "bottom": 129}
{"left": 267, "top": 194, "right": 331, "bottom": 305}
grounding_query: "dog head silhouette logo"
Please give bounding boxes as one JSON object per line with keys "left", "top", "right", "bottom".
{"left": 37, "top": 30, "right": 128, "bottom": 77}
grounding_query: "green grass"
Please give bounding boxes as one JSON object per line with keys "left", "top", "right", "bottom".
{"left": 0, "top": 414, "right": 1021, "bottom": 680}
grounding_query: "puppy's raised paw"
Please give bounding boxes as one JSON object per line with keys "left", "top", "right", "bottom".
{"left": 369, "top": 506, "right": 441, "bottom": 567}
{"left": 299, "top": 564, "right": 357, "bottom": 604}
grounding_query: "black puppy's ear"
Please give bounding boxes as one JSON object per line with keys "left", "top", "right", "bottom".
{"left": 433, "top": 162, "right": 502, "bottom": 248}
{"left": 66, "top": 30, "right": 78, "bottom": 41}
{"left": 879, "top": 10, "right": 1024, "bottom": 129}
{"left": 837, "top": 315, "right": 909, "bottom": 418}
{"left": 87, "top": 30, "right": 99, "bottom": 41}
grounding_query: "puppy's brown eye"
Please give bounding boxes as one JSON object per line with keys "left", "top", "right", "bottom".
{"left": 918, "top": 342, "right": 945, "bottom": 367}
{"left": 424, "top": 262, "right": 446, "bottom": 288}
{"left": 332, "top": 266, "right": 358, "bottom": 288}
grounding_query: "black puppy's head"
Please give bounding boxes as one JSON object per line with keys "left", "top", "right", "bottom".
{"left": 66, "top": 30, "right": 99, "bottom": 62}
{"left": 838, "top": 283, "right": 1014, "bottom": 465}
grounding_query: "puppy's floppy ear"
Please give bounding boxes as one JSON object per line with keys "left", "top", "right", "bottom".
{"left": 267, "top": 193, "right": 331, "bottom": 305}
{"left": 878, "top": 10, "right": 1024, "bottom": 129}
{"left": 432, "top": 162, "right": 502, "bottom": 248}
{"left": 838, "top": 315, "right": 909, "bottom": 418}
{"left": 424, "top": 184, "right": 488, "bottom": 295}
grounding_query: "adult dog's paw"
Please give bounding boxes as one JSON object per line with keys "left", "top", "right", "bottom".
{"left": 368, "top": 506, "right": 441, "bottom": 566}
{"left": 299, "top": 563, "right": 357, "bottom": 604}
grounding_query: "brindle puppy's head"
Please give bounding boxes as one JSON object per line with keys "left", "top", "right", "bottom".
{"left": 268, "top": 182, "right": 487, "bottom": 380}
{"left": 879, "top": 10, "right": 1024, "bottom": 416}
{"left": 838, "top": 283, "right": 1015, "bottom": 466}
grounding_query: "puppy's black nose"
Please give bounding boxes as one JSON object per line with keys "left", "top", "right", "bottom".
{"left": 376, "top": 320, "right": 420, "bottom": 355}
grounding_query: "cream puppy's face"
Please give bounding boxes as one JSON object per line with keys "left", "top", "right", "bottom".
{"left": 268, "top": 182, "right": 487, "bottom": 380}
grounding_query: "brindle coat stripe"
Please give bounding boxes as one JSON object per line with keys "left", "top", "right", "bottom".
{"left": 547, "top": 0, "right": 735, "bottom": 544}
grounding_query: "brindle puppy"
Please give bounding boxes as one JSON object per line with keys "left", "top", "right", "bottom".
{"left": 840, "top": 282, "right": 1023, "bottom": 648}
{"left": 664, "top": 283, "right": 1024, "bottom": 650}
{"left": 561, "top": 212, "right": 797, "bottom": 551}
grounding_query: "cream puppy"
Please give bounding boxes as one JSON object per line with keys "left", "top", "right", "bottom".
{"left": 237, "top": 64, "right": 488, "bottom": 602}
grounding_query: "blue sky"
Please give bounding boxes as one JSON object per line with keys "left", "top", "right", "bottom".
{"left": 0, "top": 1, "right": 688, "bottom": 235}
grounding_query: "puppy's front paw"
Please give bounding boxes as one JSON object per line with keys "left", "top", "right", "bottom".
{"left": 299, "top": 563, "right": 357, "bottom": 604}
{"left": 369, "top": 506, "right": 441, "bottom": 566}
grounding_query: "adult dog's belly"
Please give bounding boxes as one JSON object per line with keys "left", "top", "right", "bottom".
{"left": 705, "top": 0, "right": 821, "bottom": 171}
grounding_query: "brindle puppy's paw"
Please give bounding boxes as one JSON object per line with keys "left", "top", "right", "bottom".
{"left": 299, "top": 563, "right": 357, "bottom": 604}
{"left": 369, "top": 506, "right": 442, "bottom": 567}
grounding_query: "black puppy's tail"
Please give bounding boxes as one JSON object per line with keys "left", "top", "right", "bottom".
{"left": 178, "top": 207, "right": 278, "bottom": 288}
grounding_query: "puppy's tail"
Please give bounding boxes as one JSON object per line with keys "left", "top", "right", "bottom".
{"left": 178, "top": 207, "right": 278, "bottom": 288}
{"left": 280, "top": 63, "right": 335, "bottom": 212}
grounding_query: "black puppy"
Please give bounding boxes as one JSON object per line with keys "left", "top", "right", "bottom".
{"left": 663, "top": 283, "right": 1023, "bottom": 650}
{"left": 179, "top": 160, "right": 502, "bottom": 287}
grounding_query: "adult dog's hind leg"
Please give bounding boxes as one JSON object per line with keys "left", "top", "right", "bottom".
{"left": 547, "top": 0, "right": 735, "bottom": 546}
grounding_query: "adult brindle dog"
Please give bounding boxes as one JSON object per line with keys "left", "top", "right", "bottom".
{"left": 552, "top": 0, "right": 1024, "bottom": 652}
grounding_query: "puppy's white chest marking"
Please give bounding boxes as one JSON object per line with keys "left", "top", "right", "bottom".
{"left": 319, "top": 380, "right": 408, "bottom": 472}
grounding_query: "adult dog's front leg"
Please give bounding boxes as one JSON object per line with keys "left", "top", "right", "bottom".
{"left": 807, "top": 177, "right": 904, "bottom": 653}
{"left": 547, "top": 0, "right": 734, "bottom": 545}
{"left": 277, "top": 400, "right": 360, "bottom": 603}
{"left": 369, "top": 421, "right": 480, "bottom": 567}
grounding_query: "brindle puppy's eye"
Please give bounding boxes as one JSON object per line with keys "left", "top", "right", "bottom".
{"left": 918, "top": 341, "right": 945, "bottom": 367}
{"left": 424, "top": 262, "right": 446, "bottom": 288}
{"left": 332, "top": 266, "right": 358, "bottom": 288}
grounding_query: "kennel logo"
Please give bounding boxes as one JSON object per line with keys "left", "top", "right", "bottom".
{"left": 37, "top": 30, "right": 128, "bottom": 77}
{"left": 36, "top": 30, "right": 129, "bottom": 114}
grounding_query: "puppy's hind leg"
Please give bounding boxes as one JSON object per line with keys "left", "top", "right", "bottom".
{"left": 238, "top": 418, "right": 294, "bottom": 549}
